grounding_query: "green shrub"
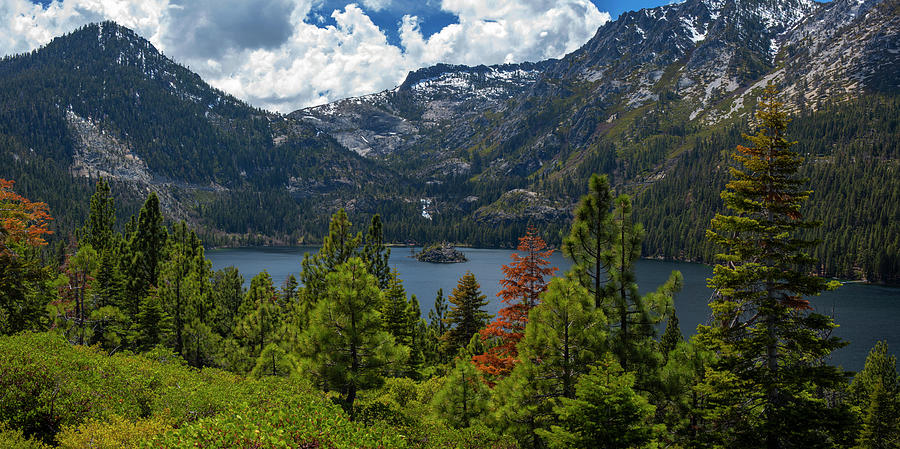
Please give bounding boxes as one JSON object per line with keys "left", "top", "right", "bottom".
{"left": 0, "top": 421, "right": 50, "bottom": 449}
{"left": 0, "top": 333, "right": 402, "bottom": 447}
{"left": 56, "top": 415, "right": 172, "bottom": 449}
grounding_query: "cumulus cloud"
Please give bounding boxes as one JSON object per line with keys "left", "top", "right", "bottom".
{"left": 0, "top": 0, "right": 166, "bottom": 55}
{"left": 161, "top": 0, "right": 301, "bottom": 59}
{"left": 0, "top": 0, "right": 610, "bottom": 112}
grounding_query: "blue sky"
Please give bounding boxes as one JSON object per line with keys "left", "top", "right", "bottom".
{"left": 8, "top": 0, "right": 676, "bottom": 111}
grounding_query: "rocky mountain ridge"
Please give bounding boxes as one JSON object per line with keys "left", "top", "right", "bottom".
{"left": 0, "top": 0, "right": 896, "bottom": 280}
{"left": 297, "top": 0, "right": 896, "bottom": 187}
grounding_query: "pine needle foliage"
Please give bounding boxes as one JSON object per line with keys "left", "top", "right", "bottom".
{"left": 697, "top": 84, "right": 851, "bottom": 448}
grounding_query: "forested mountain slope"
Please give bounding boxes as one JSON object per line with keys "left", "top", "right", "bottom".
{"left": 0, "top": 0, "right": 897, "bottom": 281}
{"left": 299, "top": 0, "right": 899, "bottom": 282}
{"left": 0, "top": 22, "right": 408, "bottom": 244}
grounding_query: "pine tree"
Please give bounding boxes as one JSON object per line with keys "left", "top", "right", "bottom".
{"left": 362, "top": 214, "right": 391, "bottom": 289}
{"left": 129, "top": 288, "right": 173, "bottom": 351}
{"left": 250, "top": 342, "right": 297, "bottom": 379}
{"left": 429, "top": 288, "right": 448, "bottom": 336}
{"left": 441, "top": 272, "right": 491, "bottom": 358}
{"left": 850, "top": 341, "right": 900, "bottom": 449}
{"left": 298, "top": 209, "right": 361, "bottom": 319}
{"left": 125, "top": 193, "right": 167, "bottom": 318}
{"left": 474, "top": 226, "right": 556, "bottom": 379}
{"left": 95, "top": 247, "right": 125, "bottom": 310}
{"left": 491, "top": 276, "right": 606, "bottom": 447}
{"left": 210, "top": 266, "right": 243, "bottom": 336}
{"left": 562, "top": 174, "right": 614, "bottom": 307}
{"left": 60, "top": 243, "right": 99, "bottom": 345}
{"left": 80, "top": 178, "right": 116, "bottom": 253}
{"left": 431, "top": 356, "right": 490, "bottom": 428}
{"left": 158, "top": 221, "right": 193, "bottom": 355}
{"left": 599, "top": 194, "right": 681, "bottom": 379}
{"left": 697, "top": 84, "right": 851, "bottom": 448}
{"left": 405, "top": 295, "right": 425, "bottom": 379}
{"left": 659, "top": 307, "right": 682, "bottom": 363}
{"left": 382, "top": 269, "right": 410, "bottom": 345}
{"left": 233, "top": 271, "right": 281, "bottom": 373}
{"left": 298, "top": 257, "right": 406, "bottom": 420}
{"left": 849, "top": 341, "right": 899, "bottom": 407}
{"left": 537, "top": 356, "right": 662, "bottom": 449}
{"left": 855, "top": 379, "right": 900, "bottom": 449}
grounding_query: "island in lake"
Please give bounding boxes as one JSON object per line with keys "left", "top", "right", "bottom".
{"left": 415, "top": 242, "right": 468, "bottom": 263}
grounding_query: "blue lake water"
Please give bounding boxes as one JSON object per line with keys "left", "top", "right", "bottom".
{"left": 206, "top": 246, "right": 900, "bottom": 372}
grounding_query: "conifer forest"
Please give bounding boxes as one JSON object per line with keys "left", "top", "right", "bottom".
{"left": 1, "top": 0, "right": 899, "bottom": 446}
{"left": 1, "top": 87, "right": 898, "bottom": 448}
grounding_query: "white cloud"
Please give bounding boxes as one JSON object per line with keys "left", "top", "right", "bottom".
{"left": 0, "top": 0, "right": 166, "bottom": 55}
{"left": 402, "top": 0, "right": 609, "bottom": 66}
{"left": 0, "top": 0, "right": 610, "bottom": 112}
{"left": 359, "top": 0, "right": 390, "bottom": 11}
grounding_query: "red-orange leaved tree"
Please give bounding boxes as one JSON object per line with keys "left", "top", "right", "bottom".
{"left": 473, "top": 226, "right": 556, "bottom": 379}
{"left": 0, "top": 179, "right": 52, "bottom": 255}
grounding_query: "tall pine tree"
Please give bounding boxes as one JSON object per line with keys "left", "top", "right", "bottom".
{"left": 697, "top": 84, "right": 851, "bottom": 448}
{"left": 563, "top": 174, "right": 613, "bottom": 308}
{"left": 125, "top": 193, "right": 167, "bottom": 318}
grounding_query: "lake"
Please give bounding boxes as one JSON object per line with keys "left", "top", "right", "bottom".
{"left": 206, "top": 246, "right": 900, "bottom": 372}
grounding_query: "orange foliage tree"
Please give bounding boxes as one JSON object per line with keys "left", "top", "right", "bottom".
{"left": 1, "top": 179, "right": 53, "bottom": 335}
{"left": 472, "top": 226, "right": 556, "bottom": 379}
{"left": 0, "top": 179, "right": 52, "bottom": 255}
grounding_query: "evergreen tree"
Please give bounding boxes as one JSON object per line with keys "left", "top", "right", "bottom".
{"left": 426, "top": 288, "right": 448, "bottom": 364}
{"left": 849, "top": 341, "right": 899, "bottom": 406}
{"left": 474, "top": 226, "right": 556, "bottom": 379}
{"left": 158, "top": 221, "right": 194, "bottom": 355}
{"left": 405, "top": 295, "right": 425, "bottom": 379}
{"left": 441, "top": 272, "right": 491, "bottom": 358}
{"left": 0, "top": 179, "right": 53, "bottom": 335}
{"left": 850, "top": 341, "right": 900, "bottom": 449}
{"left": 657, "top": 339, "right": 714, "bottom": 444}
{"left": 697, "top": 84, "right": 851, "bottom": 448}
{"left": 855, "top": 379, "right": 900, "bottom": 449}
{"left": 382, "top": 269, "right": 410, "bottom": 345}
{"left": 233, "top": 271, "right": 281, "bottom": 373}
{"left": 562, "top": 174, "right": 614, "bottom": 307}
{"left": 362, "top": 214, "right": 391, "bottom": 289}
{"left": 298, "top": 209, "right": 361, "bottom": 320}
{"left": 429, "top": 288, "right": 447, "bottom": 336}
{"left": 537, "top": 356, "right": 662, "bottom": 449}
{"left": 298, "top": 257, "right": 406, "bottom": 420}
{"left": 301, "top": 209, "right": 361, "bottom": 291}
{"left": 95, "top": 247, "right": 126, "bottom": 310}
{"left": 60, "top": 243, "right": 99, "bottom": 345}
{"left": 597, "top": 194, "right": 682, "bottom": 381}
{"left": 129, "top": 288, "right": 173, "bottom": 351}
{"left": 250, "top": 342, "right": 297, "bottom": 379}
{"left": 80, "top": 178, "right": 116, "bottom": 253}
{"left": 491, "top": 276, "right": 606, "bottom": 448}
{"left": 431, "top": 356, "right": 490, "bottom": 428}
{"left": 125, "top": 193, "right": 167, "bottom": 318}
{"left": 281, "top": 274, "right": 299, "bottom": 306}
{"left": 182, "top": 318, "right": 221, "bottom": 368}
{"left": 88, "top": 305, "right": 129, "bottom": 351}
{"left": 210, "top": 266, "right": 244, "bottom": 336}
{"left": 659, "top": 307, "right": 682, "bottom": 363}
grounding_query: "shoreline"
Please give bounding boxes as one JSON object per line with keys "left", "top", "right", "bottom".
{"left": 203, "top": 244, "right": 896, "bottom": 287}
